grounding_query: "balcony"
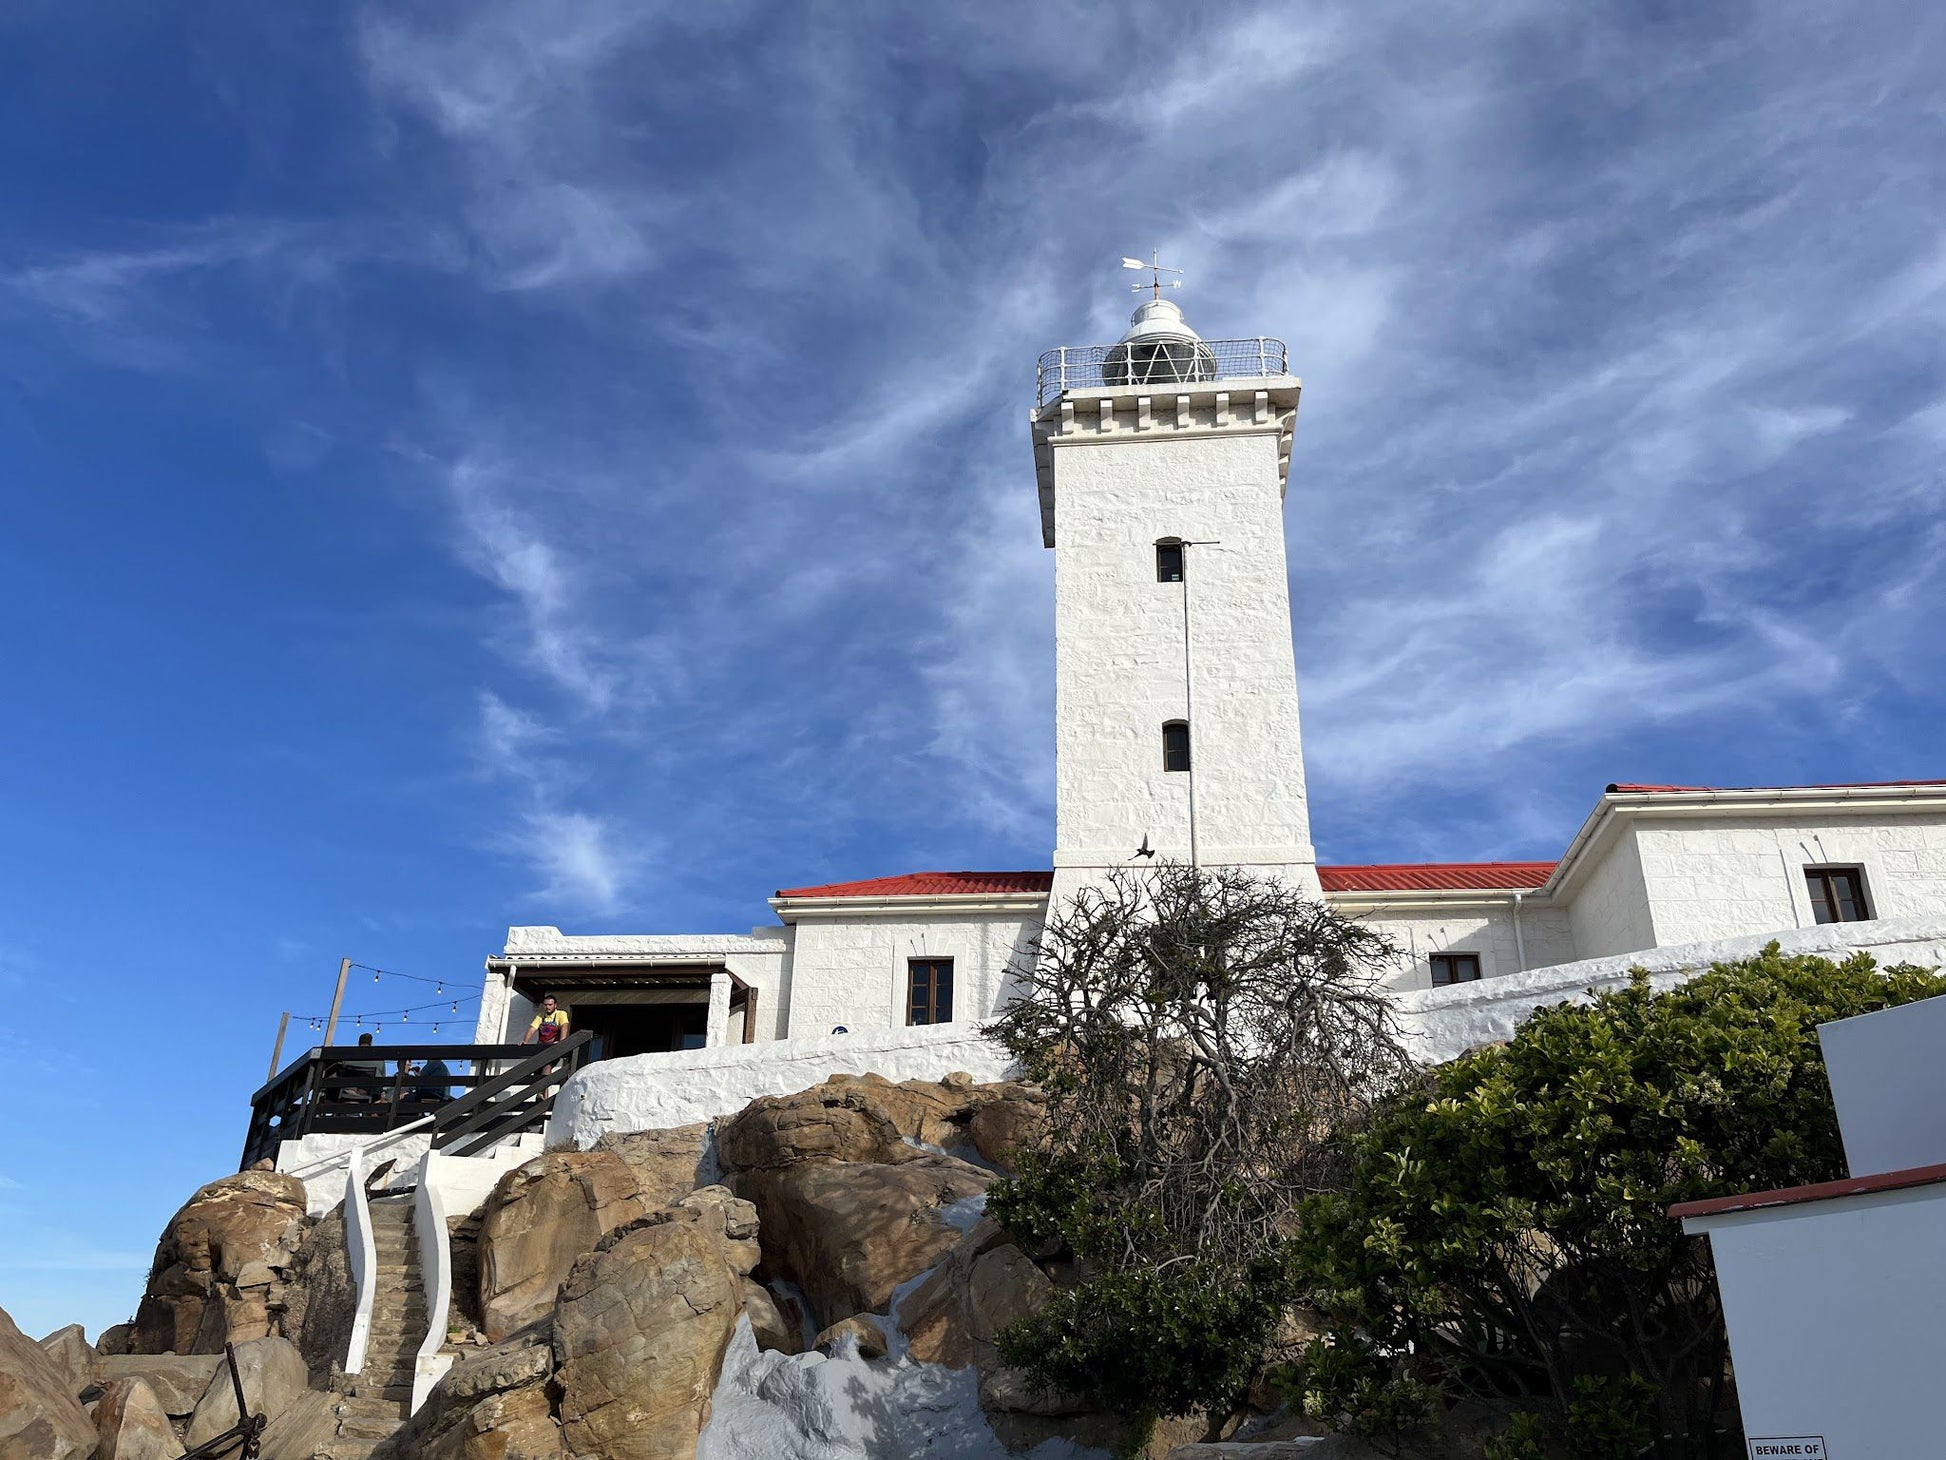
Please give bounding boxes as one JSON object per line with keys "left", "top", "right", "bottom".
{"left": 1035, "top": 336, "right": 1289, "bottom": 408}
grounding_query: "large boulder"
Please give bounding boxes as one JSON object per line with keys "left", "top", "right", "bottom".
{"left": 94, "top": 1355, "right": 222, "bottom": 1418}
{"left": 739, "top": 1282, "right": 801, "bottom": 1356}
{"left": 92, "top": 1376, "right": 184, "bottom": 1460}
{"left": 897, "top": 1216, "right": 1051, "bottom": 1372}
{"left": 734, "top": 1153, "right": 990, "bottom": 1328}
{"left": 552, "top": 1217, "right": 743, "bottom": 1460}
{"left": 718, "top": 1072, "right": 1038, "bottom": 1171}
{"left": 132, "top": 1171, "right": 309, "bottom": 1354}
{"left": 255, "top": 1389, "right": 340, "bottom": 1460}
{"left": 33, "top": 1327, "right": 91, "bottom": 1398}
{"left": 966, "top": 1091, "right": 1046, "bottom": 1169}
{"left": 0, "top": 1302, "right": 96, "bottom": 1459}
{"left": 594, "top": 1124, "right": 709, "bottom": 1199}
{"left": 478, "top": 1129, "right": 707, "bottom": 1343}
{"left": 374, "top": 1340, "right": 564, "bottom": 1460}
{"left": 181, "top": 1335, "right": 309, "bottom": 1449}
{"left": 276, "top": 1206, "right": 356, "bottom": 1381}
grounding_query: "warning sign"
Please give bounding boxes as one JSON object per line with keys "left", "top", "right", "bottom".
{"left": 1749, "top": 1441, "right": 1826, "bottom": 1459}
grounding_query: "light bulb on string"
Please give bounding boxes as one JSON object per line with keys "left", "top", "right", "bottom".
{"left": 374, "top": 970, "right": 381, "bottom": 983}
{"left": 452, "top": 1001, "right": 460, "bottom": 1013}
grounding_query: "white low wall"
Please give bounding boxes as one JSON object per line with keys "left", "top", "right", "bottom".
{"left": 278, "top": 1128, "right": 434, "bottom": 1216}
{"left": 1398, "top": 915, "right": 1946, "bottom": 1064}
{"left": 547, "top": 1024, "right": 1016, "bottom": 1150}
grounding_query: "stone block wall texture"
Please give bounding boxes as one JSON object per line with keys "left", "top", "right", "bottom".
{"left": 1567, "top": 823, "right": 1657, "bottom": 958}
{"left": 1046, "top": 423, "right": 1314, "bottom": 875}
{"left": 782, "top": 910, "right": 1040, "bottom": 1039}
{"left": 1634, "top": 812, "right": 1946, "bottom": 949}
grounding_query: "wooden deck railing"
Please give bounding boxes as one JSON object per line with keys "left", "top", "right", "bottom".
{"left": 240, "top": 1033, "right": 594, "bottom": 1170}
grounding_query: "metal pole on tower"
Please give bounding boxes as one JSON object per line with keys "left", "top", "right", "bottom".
{"left": 323, "top": 958, "right": 351, "bottom": 1047}
{"left": 1182, "top": 547, "right": 1199, "bottom": 869}
{"left": 1179, "top": 539, "right": 1221, "bottom": 870}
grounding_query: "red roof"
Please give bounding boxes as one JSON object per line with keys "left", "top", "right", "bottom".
{"left": 1609, "top": 780, "right": 1946, "bottom": 794}
{"left": 1318, "top": 862, "right": 1556, "bottom": 893}
{"left": 775, "top": 870, "right": 1055, "bottom": 900}
{"left": 1669, "top": 1160, "right": 1946, "bottom": 1222}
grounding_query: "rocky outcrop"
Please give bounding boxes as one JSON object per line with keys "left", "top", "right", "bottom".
{"left": 92, "top": 1376, "right": 184, "bottom": 1460}
{"left": 734, "top": 1153, "right": 989, "bottom": 1328}
{"left": 718, "top": 1071, "right": 1040, "bottom": 1171}
{"left": 897, "top": 1216, "right": 1052, "bottom": 1372}
{"left": 811, "top": 1315, "right": 887, "bottom": 1360}
{"left": 738, "top": 1282, "right": 801, "bottom": 1355}
{"left": 373, "top": 1340, "right": 564, "bottom": 1460}
{"left": 553, "top": 1215, "right": 743, "bottom": 1460}
{"left": 277, "top": 1206, "right": 356, "bottom": 1381}
{"left": 0, "top": 1302, "right": 95, "bottom": 1460}
{"left": 94, "top": 1355, "right": 222, "bottom": 1419}
{"left": 254, "top": 1389, "right": 340, "bottom": 1460}
{"left": 479, "top": 1124, "right": 707, "bottom": 1342}
{"left": 966, "top": 1092, "right": 1045, "bottom": 1168}
{"left": 34, "top": 1326, "right": 91, "bottom": 1399}
{"left": 132, "top": 1171, "right": 309, "bottom": 1355}
{"left": 181, "top": 1334, "right": 309, "bottom": 1449}
{"left": 717, "top": 1071, "right": 1021, "bottom": 1331}
{"left": 594, "top": 1124, "right": 710, "bottom": 1199}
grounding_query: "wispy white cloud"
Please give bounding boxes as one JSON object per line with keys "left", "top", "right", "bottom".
{"left": 7, "top": 0, "right": 1945, "bottom": 891}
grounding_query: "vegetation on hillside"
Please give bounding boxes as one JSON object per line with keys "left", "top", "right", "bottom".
{"left": 1293, "top": 945, "right": 1946, "bottom": 1458}
{"left": 983, "top": 861, "right": 1414, "bottom": 1448}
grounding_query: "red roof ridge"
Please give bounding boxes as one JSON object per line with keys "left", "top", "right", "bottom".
{"left": 775, "top": 870, "right": 1055, "bottom": 900}
{"left": 1318, "top": 861, "right": 1556, "bottom": 893}
{"left": 1609, "top": 779, "right": 1946, "bottom": 794}
{"left": 1669, "top": 1160, "right": 1946, "bottom": 1222}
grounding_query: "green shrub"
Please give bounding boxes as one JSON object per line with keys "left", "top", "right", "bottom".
{"left": 1293, "top": 945, "right": 1946, "bottom": 1458}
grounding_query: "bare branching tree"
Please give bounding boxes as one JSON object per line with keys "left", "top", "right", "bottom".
{"left": 989, "top": 858, "right": 1414, "bottom": 1274}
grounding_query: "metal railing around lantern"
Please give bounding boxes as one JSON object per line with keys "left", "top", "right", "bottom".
{"left": 1035, "top": 336, "right": 1289, "bottom": 408}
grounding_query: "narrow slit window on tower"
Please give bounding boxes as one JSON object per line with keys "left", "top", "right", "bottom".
{"left": 1156, "top": 538, "right": 1185, "bottom": 582}
{"left": 1162, "top": 719, "right": 1191, "bottom": 772}
{"left": 907, "top": 958, "right": 954, "bottom": 1026}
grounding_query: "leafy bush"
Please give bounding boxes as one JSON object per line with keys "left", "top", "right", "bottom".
{"left": 1294, "top": 945, "right": 1946, "bottom": 1458}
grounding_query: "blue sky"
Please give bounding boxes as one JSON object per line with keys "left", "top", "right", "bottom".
{"left": 3, "top": 1, "right": 1944, "bottom": 1339}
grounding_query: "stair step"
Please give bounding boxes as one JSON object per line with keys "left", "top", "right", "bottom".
{"left": 337, "top": 1414, "right": 403, "bottom": 1438}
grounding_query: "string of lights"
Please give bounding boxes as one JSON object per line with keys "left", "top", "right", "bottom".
{"left": 350, "top": 962, "right": 472, "bottom": 995}
{"left": 294, "top": 962, "right": 489, "bottom": 1036}
{"left": 296, "top": 992, "right": 480, "bottom": 1035}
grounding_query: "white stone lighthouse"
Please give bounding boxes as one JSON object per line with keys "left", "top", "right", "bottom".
{"left": 1030, "top": 296, "right": 1318, "bottom": 903}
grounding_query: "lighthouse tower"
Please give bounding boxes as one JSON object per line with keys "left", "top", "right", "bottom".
{"left": 1030, "top": 293, "right": 1317, "bottom": 904}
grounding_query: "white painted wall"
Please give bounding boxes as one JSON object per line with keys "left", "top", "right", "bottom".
{"left": 1044, "top": 398, "right": 1315, "bottom": 890}
{"left": 1345, "top": 902, "right": 1577, "bottom": 991}
{"left": 1818, "top": 993, "right": 1946, "bottom": 1178}
{"left": 1686, "top": 1182, "right": 1946, "bottom": 1456}
{"left": 546, "top": 1023, "right": 1017, "bottom": 1149}
{"left": 1392, "top": 915, "right": 1946, "bottom": 1064}
{"left": 780, "top": 911, "right": 1041, "bottom": 1040}
{"left": 1634, "top": 811, "right": 1946, "bottom": 948}
{"left": 1566, "top": 825, "right": 1657, "bottom": 959}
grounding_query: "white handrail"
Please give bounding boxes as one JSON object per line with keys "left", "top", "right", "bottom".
{"left": 410, "top": 1152, "right": 458, "bottom": 1411}
{"left": 342, "top": 1145, "right": 377, "bottom": 1376}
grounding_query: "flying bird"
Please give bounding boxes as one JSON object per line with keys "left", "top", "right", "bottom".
{"left": 1134, "top": 834, "right": 1156, "bottom": 859}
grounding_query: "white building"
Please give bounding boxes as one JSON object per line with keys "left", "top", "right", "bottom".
{"left": 475, "top": 295, "right": 1946, "bottom": 1064}
{"left": 1674, "top": 987, "right": 1946, "bottom": 1455}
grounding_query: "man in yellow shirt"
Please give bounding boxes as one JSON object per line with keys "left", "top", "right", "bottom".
{"left": 521, "top": 994, "right": 570, "bottom": 1047}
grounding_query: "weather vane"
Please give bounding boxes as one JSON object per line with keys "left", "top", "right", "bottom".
{"left": 1121, "top": 249, "right": 1183, "bottom": 301}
